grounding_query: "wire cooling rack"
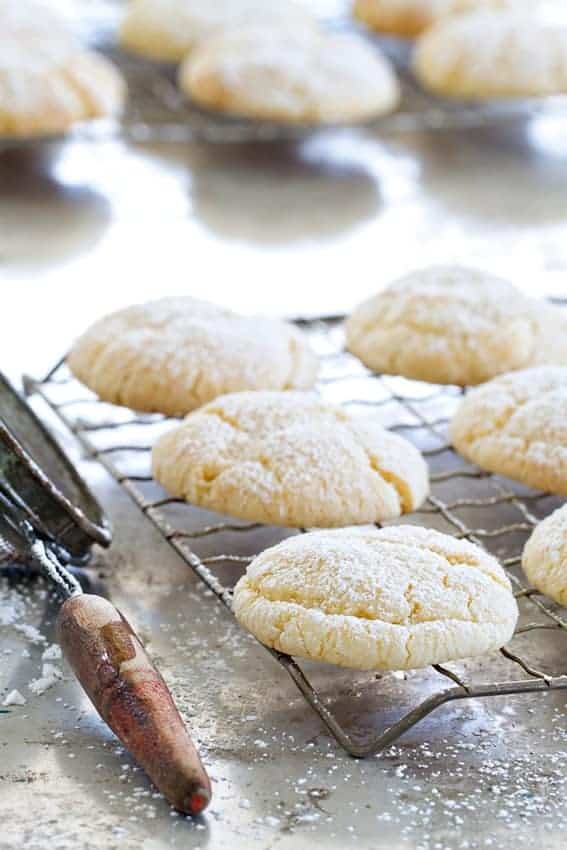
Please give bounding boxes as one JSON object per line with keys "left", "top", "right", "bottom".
{"left": 24, "top": 315, "right": 567, "bottom": 758}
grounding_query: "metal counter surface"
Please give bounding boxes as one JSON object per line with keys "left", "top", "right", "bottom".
{"left": 2, "top": 118, "right": 567, "bottom": 850}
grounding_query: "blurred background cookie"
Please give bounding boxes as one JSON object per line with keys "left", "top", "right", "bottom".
{"left": 0, "top": 0, "right": 125, "bottom": 137}
{"left": 179, "top": 24, "right": 400, "bottom": 124}
{"left": 414, "top": 9, "right": 567, "bottom": 98}
{"left": 119, "top": 0, "right": 317, "bottom": 62}
{"left": 353, "top": 0, "right": 518, "bottom": 38}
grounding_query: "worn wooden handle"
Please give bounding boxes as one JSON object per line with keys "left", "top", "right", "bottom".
{"left": 57, "top": 594, "right": 211, "bottom": 815}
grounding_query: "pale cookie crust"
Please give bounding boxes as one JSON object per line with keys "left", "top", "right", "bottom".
{"left": 233, "top": 525, "right": 518, "bottom": 669}
{"left": 0, "top": 0, "right": 74, "bottom": 41}
{"left": 119, "top": 0, "right": 316, "bottom": 63}
{"left": 522, "top": 505, "right": 567, "bottom": 606}
{"left": 414, "top": 10, "right": 567, "bottom": 98}
{"left": 0, "top": 36, "right": 125, "bottom": 137}
{"left": 346, "top": 266, "right": 543, "bottom": 386}
{"left": 151, "top": 391, "right": 429, "bottom": 527}
{"left": 450, "top": 367, "right": 567, "bottom": 496}
{"left": 532, "top": 305, "right": 567, "bottom": 368}
{"left": 179, "top": 25, "right": 400, "bottom": 124}
{"left": 353, "top": 0, "right": 518, "bottom": 38}
{"left": 68, "top": 298, "right": 318, "bottom": 416}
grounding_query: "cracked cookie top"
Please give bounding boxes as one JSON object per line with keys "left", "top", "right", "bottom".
{"left": 450, "top": 366, "right": 567, "bottom": 496}
{"left": 233, "top": 525, "right": 518, "bottom": 669}
{"left": 346, "top": 265, "right": 567, "bottom": 387}
{"left": 151, "top": 391, "right": 429, "bottom": 527}
{"left": 68, "top": 297, "right": 318, "bottom": 417}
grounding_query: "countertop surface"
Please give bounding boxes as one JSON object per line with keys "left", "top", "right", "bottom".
{"left": 2, "top": 85, "right": 567, "bottom": 850}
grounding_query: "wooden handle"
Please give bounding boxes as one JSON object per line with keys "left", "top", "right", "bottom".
{"left": 57, "top": 594, "right": 211, "bottom": 815}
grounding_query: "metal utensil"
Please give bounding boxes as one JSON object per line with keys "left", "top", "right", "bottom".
{"left": 0, "top": 374, "right": 211, "bottom": 815}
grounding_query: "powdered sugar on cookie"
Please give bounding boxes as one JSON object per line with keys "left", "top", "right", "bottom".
{"left": 152, "top": 391, "right": 429, "bottom": 527}
{"left": 522, "top": 505, "right": 567, "bottom": 606}
{"left": 68, "top": 297, "right": 318, "bottom": 416}
{"left": 450, "top": 366, "right": 567, "bottom": 495}
{"left": 233, "top": 526, "right": 518, "bottom": 669}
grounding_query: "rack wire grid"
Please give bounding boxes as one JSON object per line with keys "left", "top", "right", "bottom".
{"left": 24, "top": 313, "right": 567, "bottom": 758}
{"left": 44, "top": 0, "right": 567, "bottom": 144}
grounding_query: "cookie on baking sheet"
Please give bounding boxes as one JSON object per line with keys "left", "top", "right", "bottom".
{"left": 179, "top": 25, "right": 400, "bottom": 124}
{"left": 522, "top": 505, "right": 567, "bottom": 606}
{"left": 0, "top": 7, "right": 125, "bottom": 137}
{"left": 414, "top": 10, "right": 567, "bottom": 98}
{"left": 346, "top": 266, "right": 544, "bottom": 386}
{"left": 119, "top": 0, "right": 316, "bottom": 63}
{"left": 233, "top": 525, "right": 518, "bottom": 669}
{"left": 353, "top": 0, "right": 518, "bottom": 38}
{"left": 68, "top": 298, "right": 318, "bottom": 417}
{"left": 151, "top": 391, "right": 429, "bottom": 527}
{"left": 450, "top": 367, "right": 567, "bottom": 496}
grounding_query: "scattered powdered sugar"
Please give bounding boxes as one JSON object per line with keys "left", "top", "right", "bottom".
{"left": 42, "top": 643, "right": 62, "bottom": 661}
{"left": 28, "top": 663, "right": 63, "bottom": 696}
{"left": 2, "top": 689, "right": 26, "bottom": 706}
{"left": 14, "top": 623, "right": 47, "bottom": 645}
{"left": 0, "top": 579, "right": 66, "bottom": 700}
{"left": 0, "top": 586, "right": 26, "bottom": 626}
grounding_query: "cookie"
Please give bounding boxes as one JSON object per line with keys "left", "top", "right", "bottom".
{"left": 179, "top": 25, "right": 400, "bottom": 124}
{"left": 450, "top": 366, "right": 567, "bottom": 496}
{"left": 119, "top": 0, "right": 316, "bottom": 63}
{"left": 233, "top": 525, "right": 518, "bottom": 669}
{"left": 414, "top": 10, "right": 567, "bottom": 98}
{"left": 0, "top": 19, "right": 125, "bottom": 137}
{"left": 522, "top": 505, "right": 567, "bottom": 606}
{"left": 151, "top": 391, "right": 429, "bottom": 527}
{"left": 346, "top": 266, "right": 545, "bottom": 386}
{"left": 532, "top": 306, "right": 567, "bottom": 368}
{"left": 68, "top": 298, "right": 318, "bottom": 416}
{"left": 353, "top": 0, "right": 517, "bottom": 38}
{"left": 0, "top": 0, "right": 74, "bottom": 42}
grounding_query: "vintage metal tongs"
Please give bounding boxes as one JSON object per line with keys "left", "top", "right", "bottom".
{"left": 0, "top": 373, "right": 211, "bottom": 815}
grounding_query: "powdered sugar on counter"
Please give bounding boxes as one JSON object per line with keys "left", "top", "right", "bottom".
{"left": 14, "top": 623, "right": 46, "bottom": 645}
{"left": 2, "top": 689, "right": 26, "bottom": 706}
{"left": 1, "top": 578, "right": 63, "bottom": 700}
{"left": 42, "top": 643, "right": 62, "bottom": 661}
{"left": 28, "top": 663, "right": 63, "bottom": 696}
{"left": 0, "top": 586, "right": 25, "bottom": 626}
